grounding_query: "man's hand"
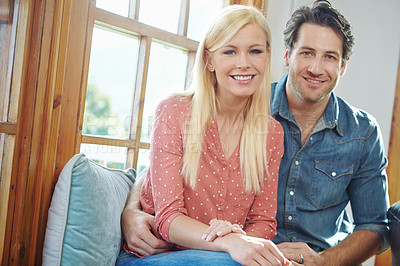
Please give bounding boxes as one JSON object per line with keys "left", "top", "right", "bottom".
{"left": 277, "top": 242, "right": 325, "bottom": 266}
{"left": 121, "top": 208, "right": 172, "bottom": 256}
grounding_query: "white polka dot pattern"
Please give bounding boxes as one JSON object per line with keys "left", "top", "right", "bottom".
{"left": 140, "top": 96, "right": 284, "bottom": 243}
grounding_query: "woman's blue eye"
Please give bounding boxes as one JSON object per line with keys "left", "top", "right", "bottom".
{"left": 223, "top": 50, "right": 235, "bottom": 55}
{"left": 250, "top": 49, "right": 263, "bottom": 54}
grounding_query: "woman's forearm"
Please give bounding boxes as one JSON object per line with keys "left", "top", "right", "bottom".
{"left": 168, "top": 215, "right": 229, "bottom": 252}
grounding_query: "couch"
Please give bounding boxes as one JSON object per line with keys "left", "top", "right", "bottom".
{"left": 42, "top": 154, "right": 135, "bottom": 266}
{"left": 42, "top": 154, "right": 400, "bottom": 265}
{"left": 389, "top": 200, "right": 400, "bottom": 266}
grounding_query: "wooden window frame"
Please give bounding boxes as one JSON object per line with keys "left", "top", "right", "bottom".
{"left": 79, "top": 5, "right": 199, "bottom": 169}
{"left": 6, "top": 1, "right": 399, "bottom": 266}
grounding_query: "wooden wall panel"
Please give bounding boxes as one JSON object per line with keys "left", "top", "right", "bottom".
{"left": 2, "top": 0, "right": 94, "bottom": 264}
{"left": 0, "top": 0, "right": 13, "bottom": 23}
{"left": 230, "top": 0, "right": 267, "bottom": 14}
{"left": 375, "top": 52, "right": 400, "bottom": 266}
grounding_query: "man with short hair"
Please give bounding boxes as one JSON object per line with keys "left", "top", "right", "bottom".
{"left": 121, "top": 1, "right": 389, "bottom": 265}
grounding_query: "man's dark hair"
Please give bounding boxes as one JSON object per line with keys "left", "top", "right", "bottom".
{"left": 283, "top": 0, "right": 355, "bottom": 61}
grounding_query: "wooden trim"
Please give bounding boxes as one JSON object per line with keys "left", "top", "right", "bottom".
{"left": 82, "top": 135, "right": 136, "bottom": 148}
{"left": 0, "top": 0, "right": 16, "bottom": 122}
{"left": 0, "top": 122, "right": 17, "bottom": 134}
{"left": 0, "top": 0, "right": 26, "bottom": 261}
{"left": 3, "top": 0, "right": 95, "bottom": 264}
{"left": 128, "top": 0, "right": 139, "bottom": 20}
{"left": 0, "top": 135, "right": 15, "bottom": 263}
{"left": 387, "top": 52, "right": 400, "bottom": 205}
{"left": 81, "top": 135, "right": 150, "bottom": 149}
{"left": 177, "top": 0, "right": 189, "bottom": 37}
{"left": 94, "top": 8, "right": 198, "bottom": 51}
{"left": 75, "top": 0, "right": 95, "bottom": 154}
{"left": 375, "top": 51, "right": 400, "bottom": 266}
{"left": 185, "top": 50, "right": 196, "bottom": 89}
{"left": 129, "top": 36, "right": 151, "bottom": 168}
{"left": 229, "top": 0, "right": 266, "bottom": 14}
{"left": 0, "top": 0, "right": 13, "bottom": 23}
{"left": 4, "top": 0, "right": 42, "bottom": 263}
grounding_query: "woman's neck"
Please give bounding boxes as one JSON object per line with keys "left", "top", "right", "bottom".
{"left": 216, "top": 93, "right": 248, "bottom": 122}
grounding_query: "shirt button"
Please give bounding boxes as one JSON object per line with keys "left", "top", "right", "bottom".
{"left": 310, "top": 136, "right": 313, "bottom": 141}
{"left": 332, "top": 172, "right": 337, "bottom": 177}
{"left": 295, "top": 161, "right": 299, "bottom": 165}
{"left": 288, "top": 216, "right": 293, "bottom": 221}
{"left": 289, "top": 191, "right": 294, "bottom": 196}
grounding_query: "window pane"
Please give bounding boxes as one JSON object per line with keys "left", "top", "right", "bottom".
{"left": 187, "top": 0, "right": 225, "bottom": 41}
{"left": 96, "top": 0, "right": 130, "bottom": 17}
{"left": 80, "top": 143, "right": 127, "bottom": 170}
{"left": 137, "top": 148, "right": 150, "bottom": 175}
{"left": 139, "top": 0, "right": 181, "bottom": 33}
{"left": 140, "top": 41, "right": 187, "bottom": 142}
{"left": 84, "top": 26, "right": 139, "bottom": 139}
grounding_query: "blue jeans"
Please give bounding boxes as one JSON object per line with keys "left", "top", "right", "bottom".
{"left": 116, "top": 249, "right": 242, "bottom": 266}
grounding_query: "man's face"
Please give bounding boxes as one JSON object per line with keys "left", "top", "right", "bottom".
{"left": 284, "top": 23, "right": 347, "bottom": 105}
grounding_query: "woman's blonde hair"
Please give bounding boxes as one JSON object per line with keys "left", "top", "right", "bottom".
{"left": 181, "top": 5, "right": 272, "bottom": 194}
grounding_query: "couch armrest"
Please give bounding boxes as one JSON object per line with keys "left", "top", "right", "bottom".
{"left": 388, "top": 200, "right": 400, "bottom": 265}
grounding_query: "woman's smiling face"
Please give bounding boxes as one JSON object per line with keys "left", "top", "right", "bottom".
{"left": 206, "top": 23, "right": 269, "bottom": 102}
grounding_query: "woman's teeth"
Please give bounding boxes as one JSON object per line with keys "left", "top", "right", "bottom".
{"left": 232, "top": 75, "right": 253, "bottom": 81}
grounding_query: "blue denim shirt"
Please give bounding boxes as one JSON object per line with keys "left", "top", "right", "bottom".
{"left": 271, "top": 75, "right": 390, "bottom": 252}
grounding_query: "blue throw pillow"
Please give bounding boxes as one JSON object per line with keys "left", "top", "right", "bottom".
{"left": 42, "top": 154, "right": 135, "bottom": 266}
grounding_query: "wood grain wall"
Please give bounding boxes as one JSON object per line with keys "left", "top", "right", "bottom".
{"left": 375, "top": 51, "right": 400, "bottom": 266}
{"left": 1, "top": 0, "right": 94, "bottom": 264}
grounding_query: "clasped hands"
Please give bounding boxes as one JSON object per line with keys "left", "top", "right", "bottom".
{"left": 202, "top": 218, "right": 246, "bottom": 242}
{"left": 202, "top": 218, "right": 293, "bottom": 266}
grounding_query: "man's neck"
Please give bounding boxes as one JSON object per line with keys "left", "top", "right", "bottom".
{"left": 286, "top": 88, "right": 330, "bottom": 145}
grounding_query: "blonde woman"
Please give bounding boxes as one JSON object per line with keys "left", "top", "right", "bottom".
{"left": 117, "top": 5, "right": 289, "bottom": 266}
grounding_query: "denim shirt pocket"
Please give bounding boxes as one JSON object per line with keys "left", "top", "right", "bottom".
{"left": 309, "top": 161, "right": 354, "bottom": 209}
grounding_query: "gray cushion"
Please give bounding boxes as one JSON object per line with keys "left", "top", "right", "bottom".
{"left": 42, "top": 154, "right": 135, "bottom": 266}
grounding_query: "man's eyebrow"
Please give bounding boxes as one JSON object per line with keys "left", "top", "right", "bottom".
{"left": 299, "top": 46, "right": 340, "bottom": 56}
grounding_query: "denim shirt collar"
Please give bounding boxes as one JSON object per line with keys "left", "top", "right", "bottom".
{"left": 271, "top": 74, "right": 343, "bottom": 136}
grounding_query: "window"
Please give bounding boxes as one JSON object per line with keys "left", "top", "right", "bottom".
{"left": 80, "top": 0, "right": 227, "bottom": 170}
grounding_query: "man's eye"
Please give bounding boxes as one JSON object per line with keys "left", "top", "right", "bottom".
{"left": 301, "top": 51, "right": 312, "bottom": 56}
{"left": 326, "top": 55, "right": 337, "bottom": 60}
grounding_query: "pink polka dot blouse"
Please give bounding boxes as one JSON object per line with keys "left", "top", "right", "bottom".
{"left": 140, "top": 96, "right": 284, "bottom": 244}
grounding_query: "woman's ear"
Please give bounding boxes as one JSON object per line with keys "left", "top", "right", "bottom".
{"left": 204, "top": 49, "right": 214, "bottom": 72}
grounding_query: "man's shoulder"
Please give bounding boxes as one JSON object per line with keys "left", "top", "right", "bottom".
{"left": 335, "top": 95, "right": 380, "bottom": 135}
{"left": 271, "top": 81, "right": 279, "bottom": 96}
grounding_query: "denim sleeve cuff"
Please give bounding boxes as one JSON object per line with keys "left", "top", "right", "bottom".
{"left": 353, "top": 223, "right": 390, "bottom": 253}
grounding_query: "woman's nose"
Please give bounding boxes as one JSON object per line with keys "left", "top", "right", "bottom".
{"left": 236, "top": 53, "right": 250, "bottom": 69}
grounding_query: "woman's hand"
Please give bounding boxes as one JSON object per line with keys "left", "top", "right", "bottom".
{"left": 202, "top": 218, "right": 246, "bottom": 242}
{"left": 216, "top": 233, "right": 291, "bottom": 266}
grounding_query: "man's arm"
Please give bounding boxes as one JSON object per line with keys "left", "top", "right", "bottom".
{"left": 121, "top": 172, "right": 171, "bottom": 256}
{"left": 277, "top": 229, "right": 381, "bottom": 266}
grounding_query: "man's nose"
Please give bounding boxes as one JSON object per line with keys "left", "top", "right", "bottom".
{"left": 308, "top": 58, "right": 323, "bottom": 75}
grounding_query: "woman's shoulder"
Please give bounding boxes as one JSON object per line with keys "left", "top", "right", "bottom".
{"left": 268, "top": 116, "right": 283, "bottom": 134}
{"left": 155, "top": 95, "right": 192, "bottom": 116}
